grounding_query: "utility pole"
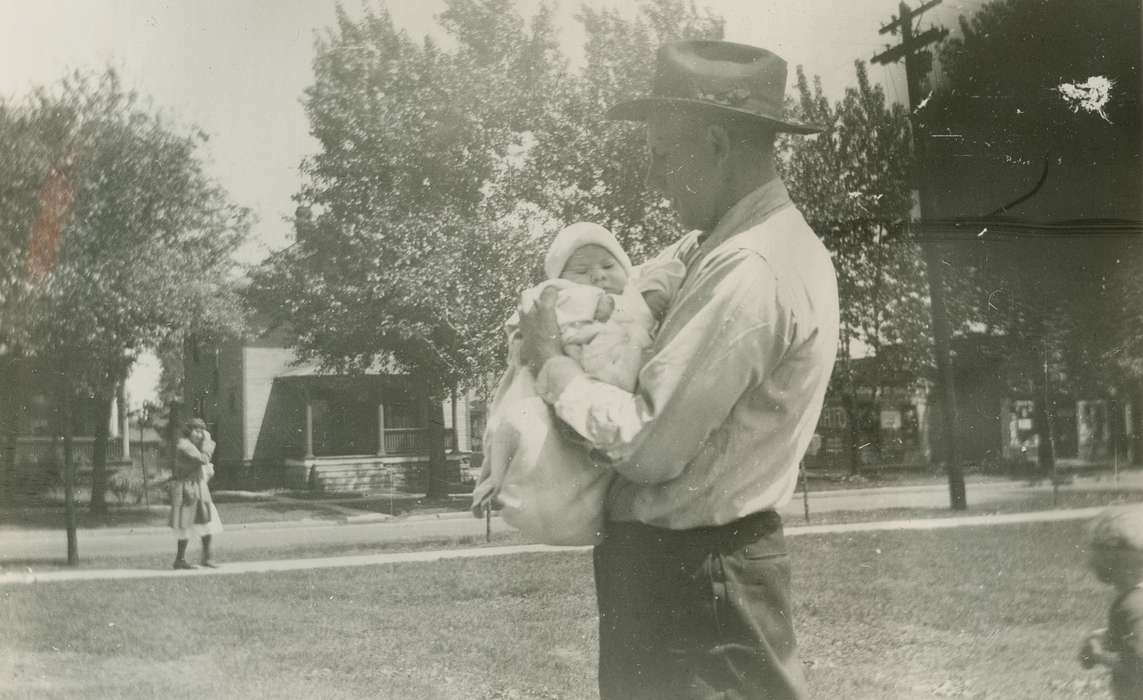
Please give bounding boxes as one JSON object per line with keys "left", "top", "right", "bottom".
{"left": 873, "top": 1, "right": 967, "bottom": 509}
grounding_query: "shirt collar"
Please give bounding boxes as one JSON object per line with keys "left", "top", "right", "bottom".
{"left": 695, "top": 178, "right": 792, "bottom": 255}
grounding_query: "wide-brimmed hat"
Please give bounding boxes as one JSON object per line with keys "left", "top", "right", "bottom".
{"left": 607, "top": 40, "right": 823, "bottom": 135}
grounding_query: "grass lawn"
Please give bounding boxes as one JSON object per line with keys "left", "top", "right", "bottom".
{"left": 0, "top": 519, "right": 1120, "bottom": 699}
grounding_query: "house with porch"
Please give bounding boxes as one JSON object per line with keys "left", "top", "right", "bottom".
{"left": 807, "top": 330, "right": 1139, "bottom": 473}
{"left": 183, "top": 326, "right": 475, "bottom": 494}
{"left": 0, "top": 357, "right": 139, "bottom": 495}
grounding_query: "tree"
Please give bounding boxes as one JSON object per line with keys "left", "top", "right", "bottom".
{"left": 250, "top": 0, "right": 728, "bottom": 498}
{"left": 927, "top": 0, "right": 1142, "bottom": 472}
{"left": 781, "top": 61, "right": 931, "bottom": 474}
{"left": 1, "top": 69, "right": 250, "bottom": 561}
{"left": 522, "top": 0, "right": 724, "bottom": 262}
{"left": 250, "top": 1, "right": 563, "bottom": 497}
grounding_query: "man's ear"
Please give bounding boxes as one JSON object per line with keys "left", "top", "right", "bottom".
{"left": 704, "top": 123, "right": 732, "bottom": 166}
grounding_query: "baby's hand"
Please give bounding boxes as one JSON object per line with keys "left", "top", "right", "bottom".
{"left": 594, "top": 294, "right": 615, "bottom": 322}
{"left": 642, "top": 289, "right": 671, "bottom": 319}
{"left": 1078, "top": 628, "right": 1107, "bottom": 669}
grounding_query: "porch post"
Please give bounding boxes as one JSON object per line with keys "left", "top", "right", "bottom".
{"left": 118, "top": 383, "right": 130, "bottom": 460}
{"left": 376, "top": 401, "right": 387, "bottom": 456}
{"left": 304, "top": 399, "right": 314, "bottom": 459}
{"left": 450, "top": 389, "right": 458, "bottom": 453}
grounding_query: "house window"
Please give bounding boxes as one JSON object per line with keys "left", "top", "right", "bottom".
{"left": 313, "top": 398, "right": 376, "bottom": 457}
{"left": 384, "top": 402, "right": 422, "bottom": 429}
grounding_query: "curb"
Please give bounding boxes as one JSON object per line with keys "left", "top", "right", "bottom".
{"left": 0, "top": 509, "right": 493, "bottom": 540}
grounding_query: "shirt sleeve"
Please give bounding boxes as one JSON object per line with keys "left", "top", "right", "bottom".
{"left": 633, "top": 257, "right": 687, "bottom": 300}
{"left": 536, "top": 250, "right": 791, "bottom": 484}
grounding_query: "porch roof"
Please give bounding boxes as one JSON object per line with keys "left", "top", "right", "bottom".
{"left": 275, "top": 356, "right": 402, "bottom": 379}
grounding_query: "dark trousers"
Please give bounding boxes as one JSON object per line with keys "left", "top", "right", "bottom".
{"left": 593, "top": 511, "right": 808, "bottom": 700}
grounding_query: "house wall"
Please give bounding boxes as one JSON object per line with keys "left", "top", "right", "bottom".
{"left": 215, "top": 344, "right": 245, "bottom": 464}
{"left": 184, "top": 341, "right": 246, "bottom": 465}
{"left": 243, "top": 346, "right": 302, "bottom": 463}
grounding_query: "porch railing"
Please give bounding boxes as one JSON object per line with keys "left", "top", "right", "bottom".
{"left": 382, "top": 428, "right": 456, "bottom": 455}
{"left": 7, "top": 436, "right": 129, "bottom": 468}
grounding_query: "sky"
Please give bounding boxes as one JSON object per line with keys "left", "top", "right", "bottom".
{"left": 0, "top": 0, "right": 988, "bottom": 403}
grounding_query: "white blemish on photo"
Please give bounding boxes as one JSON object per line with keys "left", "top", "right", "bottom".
{"left": 1057, "top": 76, "right": 1115, "bottom": 123}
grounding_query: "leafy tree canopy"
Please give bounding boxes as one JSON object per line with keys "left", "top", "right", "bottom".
{"left": 249, "top": 0, "right": 724, "bottom": 397}
{"left": 0, "top": 68, "right": 250, "bottom": 515}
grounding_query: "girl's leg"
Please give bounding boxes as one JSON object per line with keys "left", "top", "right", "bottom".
{"left": 174, "top": 539, "right": 194, "bottom": 569}
{"left": 200, "top": 535, "right": 215, "bottom": 567}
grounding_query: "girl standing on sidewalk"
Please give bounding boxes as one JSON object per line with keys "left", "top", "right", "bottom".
{"left": 169, "top": 418, "right": 223, "bottom": 569}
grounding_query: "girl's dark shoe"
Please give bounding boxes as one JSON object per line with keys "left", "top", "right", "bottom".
{"left": 173, "top": 560, "right": 197, "bottom": 570}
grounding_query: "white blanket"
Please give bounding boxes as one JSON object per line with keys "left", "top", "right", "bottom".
{"left": 470, "top": 281, "right": 655, "bottom": 545}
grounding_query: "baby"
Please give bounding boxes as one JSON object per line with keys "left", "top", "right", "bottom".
{"left": 1079, "top": 504, "right": 1143, "bottom": 698}
{"left": 512, "top": 222, "right": 681, "bottom": 391}
{"left": 470, "top": 222, "right": 685, "bottom": 545}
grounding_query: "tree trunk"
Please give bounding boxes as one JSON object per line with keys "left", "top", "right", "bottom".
{"left": 844, "top": 390, "right": 862, "bottom": 477}
{"left": 59, "top": 377, "right": 79, "bottom": 565}
{"left": 88, "top": 381, "right": 115, "bottom": 516}
{"left": 1132, "top": 380, "right": 1143, "bottom": 467}
{"left": 840, "top": 350, "right": 861, "bottom": 477}
{"left": 425, "top": 395, "right": 448, "bottom": 499}
{"left": 1034, "top": 379, "right": 1057, "bottom": 480}
{"left": 0, "top": 361, "right": 16, "bottom": 498}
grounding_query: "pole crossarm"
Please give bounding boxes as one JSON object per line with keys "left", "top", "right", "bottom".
{"left": 878, "top": 0, "right": 944, "bottom": 35}
{"left": 872, "top": 27, "right": 950, "bottom": 65}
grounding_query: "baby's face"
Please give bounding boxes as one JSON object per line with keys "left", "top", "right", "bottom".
{"left": 559, "top": 244, "right": 628, "bottom": 294}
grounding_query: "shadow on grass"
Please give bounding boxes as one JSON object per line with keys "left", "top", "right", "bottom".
{"left": 249, "top": 501, "right": 342, "bottom": 515}
{"left": 0, "top": 506, "right": 166, "bottom": 530}
{"left": 792, "top": 488, "right": 1143, "bottom": 527}
{"left": 337, "top": 496, "right": 473, "bottom": 518}
{"left": 0, "top": 556, "right": 91, "bottom": 571}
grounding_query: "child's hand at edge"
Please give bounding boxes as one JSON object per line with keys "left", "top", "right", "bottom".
{"left": 1079, "top": 628, "right": 1108, "bottom": 669}
{"left": 642, "top": 289, "right": 671, "bottom": 319}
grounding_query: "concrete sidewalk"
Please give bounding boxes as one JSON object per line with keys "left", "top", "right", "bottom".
{"left": 1, "top": 471, "right": 1138, "bottom": 563}
{"left": 0, "top": 505, "right": 1109, "bottom": 586}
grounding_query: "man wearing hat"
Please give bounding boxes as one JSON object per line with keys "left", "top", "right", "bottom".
{"left": 519, "top": 40, "right": 839, "bottom": 699}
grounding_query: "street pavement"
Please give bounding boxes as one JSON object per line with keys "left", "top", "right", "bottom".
{"left": 1, "top": 471, "right": 1140, "bottom": 575}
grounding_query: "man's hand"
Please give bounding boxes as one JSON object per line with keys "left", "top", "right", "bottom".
{"left": 642, "top": 288, "right": 672, "bottom": 320}
{"left": 519, "top": 285, "right": 564, "bottom": 375}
